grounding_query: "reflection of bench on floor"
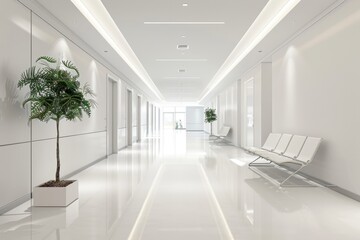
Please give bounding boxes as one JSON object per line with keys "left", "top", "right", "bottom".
{"left": 246, "top": 133, "right": 322, "bottom": 187}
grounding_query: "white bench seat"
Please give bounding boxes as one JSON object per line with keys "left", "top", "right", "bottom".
{"left": 247, "top": 133, "right": 281, "bottom": 154}
{"left": 257, "top": 134, "right": 293, "bottom": 159}
{"left": 249, "top": 134, "right": 322, "bottom": 187}
{"left": 212, "top": 126, "right": 231, "bottom": 143}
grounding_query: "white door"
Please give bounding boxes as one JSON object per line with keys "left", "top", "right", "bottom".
{"left": 107, "top": 77, "right": 118, "bottom": 155}
{"left": 153, "top": 106, "right": 157, "bottom": 133}
{"left": 127, "top": 89, "right": 132, "bottom": 146}
{"left": 137, "top": 96, "right": 141, "bottom": 142}
{"left": 146, "top": 101, "right": 149, "bottom": 136}
{"left": 245, "top": 79, "right": 254, "bottom": 148}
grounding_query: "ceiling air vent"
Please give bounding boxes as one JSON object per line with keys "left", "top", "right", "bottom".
{"left": 177, "top": 44, "right": 189, "bottom": 50}
{"left": 178, "top": 69, "right": 186, "bottom": 73}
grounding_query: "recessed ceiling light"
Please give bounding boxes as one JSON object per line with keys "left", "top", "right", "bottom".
{"left": 258, "top": 50, "right": 263, "bottom": 53}
{"left": 104, "top": 50, "right": 108, "bottom": 53}
{"left": 181, "top": 35, "right": 186, "bottom": 38}
{"left": 144, "top": 21, "right": 225, "bottom": 25}
{"left": 182, "top": 3, "right": 189, "bottom": 7}
{"left": 177, "top": 44, "right": 189, "bottom": 50}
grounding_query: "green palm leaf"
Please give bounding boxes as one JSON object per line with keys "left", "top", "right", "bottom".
{"left": 18, "top": 56, "right": 96, "bottom": 182}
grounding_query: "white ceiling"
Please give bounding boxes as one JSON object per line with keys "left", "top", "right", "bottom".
{"left": 33, "top": 0, "right": 341, "bottom": 103}
{"left": 100, "top": 0, "right": 268, "bottom": 102}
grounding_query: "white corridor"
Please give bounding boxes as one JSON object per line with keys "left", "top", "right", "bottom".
{"left": 1, "top": 131, "right": 360, "bottom": 240}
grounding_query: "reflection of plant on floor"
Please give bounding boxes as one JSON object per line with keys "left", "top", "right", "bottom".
{"left": 204, "top": 108, "right": 217, "bottom": 135}
{"left": 18, "top": 56, "right": 96, "bottom": 186}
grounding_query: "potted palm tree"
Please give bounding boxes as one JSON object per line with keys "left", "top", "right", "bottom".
{"left": 204, "top": 107, "right": 217, "bottom": 136}
{"left": 18, "top": 56, "right": 95, "bottom": 206}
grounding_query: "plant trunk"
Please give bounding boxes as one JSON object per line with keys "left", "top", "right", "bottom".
{"left": 56, "top": 120, "right": 60, "bottom": 182}
{"left": 210, "top": 122, "right": 213, "bottom": 136}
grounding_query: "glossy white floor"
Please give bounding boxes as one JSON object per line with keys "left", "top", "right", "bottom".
{"left": 1, "top": 131, "right": 360, "bottom": 240}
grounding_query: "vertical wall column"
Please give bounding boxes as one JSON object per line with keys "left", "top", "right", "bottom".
{"left": 153, "top": 106, "right": 156, "bottom": 133}
{"left": 238, "top": 63, "right": 272, "bottom": 148}
{"left": 149, "top": 103, "right": 153, "bottom": 135}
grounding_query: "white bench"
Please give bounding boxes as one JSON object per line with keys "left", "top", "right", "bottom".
{"left": 212, "top": 126, "right": 231, "bottom": 143}
{"left": 247, "top": 133, "right": 322, "bottom": 187}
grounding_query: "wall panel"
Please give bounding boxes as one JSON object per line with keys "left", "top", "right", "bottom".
{"left": 0, "top": 0, "right": 31, "bottom": 146}
{"left": 0, "top": 143, "right": 30, "bottom": 207}
{"left": 31, "top": 15, "right": 107, "bottom": 141}
{"left": 32, "top": 132, "right": 106, "bottom": 187}
{"left": 118, "top": 128, "right": 126, "bottom": 150}
{"left": 272, "top": 0, "right": 360, "bottom": 194}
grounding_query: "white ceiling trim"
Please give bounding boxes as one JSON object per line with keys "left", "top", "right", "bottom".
{"left": 70, "top": 0, "right": 164, "bottom": 100}
{"left": 198, "top": 0, "right": 301, "bottom": 102}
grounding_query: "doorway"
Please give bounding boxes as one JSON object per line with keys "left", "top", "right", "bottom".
{"left": 153, "top": 106, "right": 156, "bottom": 133}
{"left": 127, "top": 89, "right": 133, "bottom": 146}
{"left": 107, "top": 75, "right": 118, "bottom": 155}
{"left": 244, "top": 78, "right": 254, "bottom": 148}
{"left": 149, "top": 103, "right": 153, "bottom": 135}
{"left": 146, "top": 101, "right": 149, "bottom": 136}
{"left": 137, "top": 95, "right": 141, "bottom": 142}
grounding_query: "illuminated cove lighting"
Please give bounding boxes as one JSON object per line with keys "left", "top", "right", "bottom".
{"left": 71, "top": 0, "right": 163, "bottom": 100}
{"left": 199, "top": 0, "right": 301, "bottom": 102}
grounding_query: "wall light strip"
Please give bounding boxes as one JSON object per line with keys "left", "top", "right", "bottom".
{"left": 156, "top": 59, "right": 208, "bottom": 62}
{"left": 144, "top": 21, "right": 225, "bottom": 25}
{"left": 71, "top": 0, "right": 163, "bottom": 100}
{"left": 198, "top": 0, "right": 301, "bottom": 102}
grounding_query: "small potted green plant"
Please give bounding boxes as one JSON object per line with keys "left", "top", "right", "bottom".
{"left": 18, "top": 56, "right": 95, "bottom": 206}
{"left": 204, "top": 107, "right": 217, "bottom": 136}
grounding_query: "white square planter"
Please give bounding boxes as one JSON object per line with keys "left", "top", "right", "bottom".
{"left": 33, "top": 180, "right": 78, "bottom": 207}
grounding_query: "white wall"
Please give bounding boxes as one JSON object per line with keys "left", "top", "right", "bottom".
{"left": 239, "top": 63, "right": 272, "bottom": 148}
{"left": 218, "top": 82, "right": 238, "bottom": 144}
{"left": 30, "top": 13, "right": 108, "bottom": 189}
{"left": 186, "top": 106, "right": 205, "bottom": 131}
{"left": 148, "top": 103, "right": 153, "bottom": 134}
{"left": 118, "top": 81, "right": 127, "bottom": 150}
{"left": 204, "top": 83, "right": 238, "bottom": 144}
{"left": 118, "top": 82, "right": 151, "bottom": 149}
{"left": 272, "top": 0, "right": 360, "bottom": 194}
{"left": 141, "top": 97, "right": 147, "bottom": 139}
{"left": 204, "top": 61, "right": 272, "bottom": 148}
{"left": 0, "top": 0, "right": 152, "bottom": 213}
{"left": 0, "top": 0, "right": 31, "bottom": 209}
{"left": 132, "top": 90, "right": 137, "bottom": 143}
{"left": 260, "top": 64, "right": 272, "bottom": 147}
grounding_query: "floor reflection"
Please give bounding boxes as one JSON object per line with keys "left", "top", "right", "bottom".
{"left": 1, "top": 131, "right": 360, "bottom": 240}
